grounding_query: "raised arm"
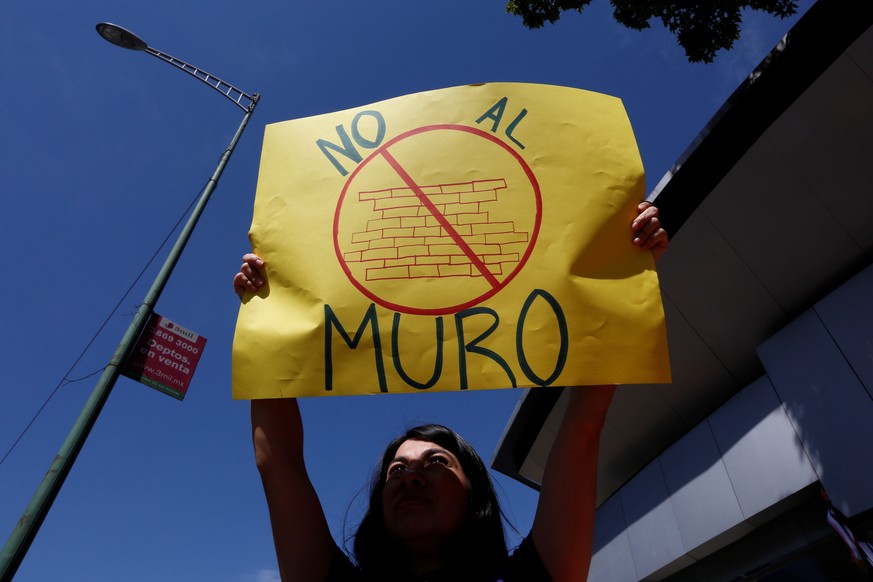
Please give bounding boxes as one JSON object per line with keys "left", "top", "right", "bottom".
{"left": 251, "top": 398, "right": 335, "bottom": 581}
{"left": 532, "top": 202, "right": 667, "bottom": 580}
{"left": 531, "top": 386, "right": 615, "bottom": 581}
{"left": 239, "top": 254, "right": 334, "bottom": 581}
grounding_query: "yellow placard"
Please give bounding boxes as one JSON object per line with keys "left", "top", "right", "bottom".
{"left": 232, "top": 83, "right": 670, "bottom": 399}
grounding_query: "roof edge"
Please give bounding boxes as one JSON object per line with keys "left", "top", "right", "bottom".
{"left": 652, "top": 0, "right": 873, "bottom": 236}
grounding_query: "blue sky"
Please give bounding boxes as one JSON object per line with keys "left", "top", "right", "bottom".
{"left": 0, "top": 1, "right": 813, "bottom": 580}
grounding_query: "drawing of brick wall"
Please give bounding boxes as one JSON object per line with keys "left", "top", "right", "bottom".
{"left": 342, "top": 179, "right": 530, "bottom": 281}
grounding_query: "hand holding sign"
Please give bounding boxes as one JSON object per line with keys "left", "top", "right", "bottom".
{"left": 632, "top": 201, "right": 669, "bottom": 260}
{"left": 234, "top": 253, "right": 266, "bottom": 299}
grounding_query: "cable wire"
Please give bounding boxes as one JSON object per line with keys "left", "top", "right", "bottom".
{"left": 0, "top": 183, "right": 206, "bottom": 468}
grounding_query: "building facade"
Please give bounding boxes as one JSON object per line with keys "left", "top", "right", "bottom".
{"left": 493, "top": 1, "right": 873, "bottom": 579}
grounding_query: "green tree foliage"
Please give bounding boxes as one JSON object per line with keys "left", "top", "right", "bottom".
{"left": 505, "top": 0, "right": 798, "bottom": 63}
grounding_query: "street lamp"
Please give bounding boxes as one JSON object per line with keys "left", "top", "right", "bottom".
{"left": 95, "top": 23, "right": 257, "bottom": 112}
{"left": 0, "top": 24, "right": 259, "bottom": 581}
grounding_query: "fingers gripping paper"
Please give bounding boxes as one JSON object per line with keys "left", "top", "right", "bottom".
{"left": 233, "top": 83, "right": 670, "bottom": 399}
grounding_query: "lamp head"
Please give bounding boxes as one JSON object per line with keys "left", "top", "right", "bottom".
{"left": 96, "top": 23, "right": 148, "bottom": 50}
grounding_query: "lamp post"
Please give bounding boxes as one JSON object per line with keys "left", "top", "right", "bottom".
{"left": 0, "top": 24, "right": 258, "bottom": 581}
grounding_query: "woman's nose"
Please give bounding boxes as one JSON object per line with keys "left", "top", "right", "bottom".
{"left": 400, "top": 468, "right": 425, "bottom": 488}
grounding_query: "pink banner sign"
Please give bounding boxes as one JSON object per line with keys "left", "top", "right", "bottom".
{"left": 124, "top": 313, "right": 207, "bottom": 400}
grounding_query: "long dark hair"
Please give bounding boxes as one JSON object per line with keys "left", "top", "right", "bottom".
{"left": 352, "top": 424, "right": 508, "bottom": 578}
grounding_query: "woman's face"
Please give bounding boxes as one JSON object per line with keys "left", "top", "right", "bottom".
{"left": 381, "top": 439, "right": 470, "bottom": 547}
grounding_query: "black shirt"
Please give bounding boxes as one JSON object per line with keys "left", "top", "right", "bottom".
{"left": 326, "top": 535, "right": 552, "bottom": 582}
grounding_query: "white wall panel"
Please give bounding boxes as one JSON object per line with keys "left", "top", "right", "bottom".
{"left": 588, "top": 494, "right": 637, "bottom": 582}
{"left": 758, "top": 310, "right": 873, "bottom": 516}
{"left": 814, "top": 262, "right": 873, "bottom": 399}
{"left": 708, "top": 377, "right": 818, "bottom": 522}
{"left": 620, "top": 461, "right": 689, "bottom": 579}
{"left": 659, "top": 422, "right": 745, "bottom": 558}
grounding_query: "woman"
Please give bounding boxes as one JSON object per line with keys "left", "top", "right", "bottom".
{"left": 336, "top": 423, "right": 544, "bottom": 580}
{"left": 238, "top": 202, "right": 668, "bottom": 581}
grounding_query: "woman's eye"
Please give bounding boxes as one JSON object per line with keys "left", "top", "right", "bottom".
{"left": 387, "top": 464, "right": 406, "bottom": 477}
{"left": 429, "top": 456, "right": 449, "bottom": 466}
